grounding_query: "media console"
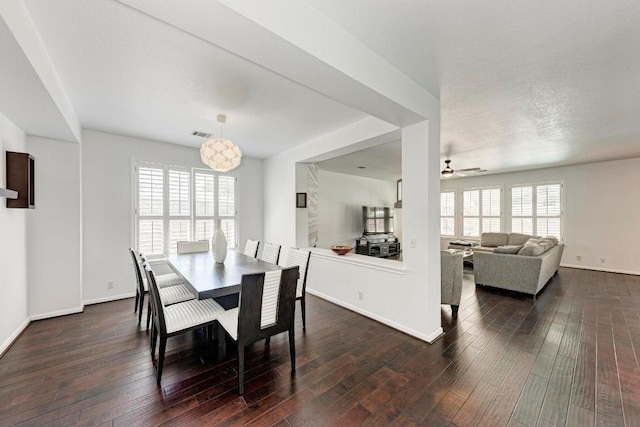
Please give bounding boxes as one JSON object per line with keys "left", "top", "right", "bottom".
{"left": 356, "top": 234, "right": 400, "bottom": 258}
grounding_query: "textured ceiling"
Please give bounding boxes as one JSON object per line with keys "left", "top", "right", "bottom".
{"left": 4, "top": 0, "right": 640, "bottom": 173}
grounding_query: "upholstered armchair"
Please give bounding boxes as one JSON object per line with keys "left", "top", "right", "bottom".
{"left": 441, "top": 251, "right": 463, "bottom": 314}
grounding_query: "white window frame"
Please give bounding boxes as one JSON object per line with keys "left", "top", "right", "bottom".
{"left": 134, "top": 161, "right": 238, "bottom": 256}
{"left": 440, "top": 191, "right": 456, "bottom": 236}
{"left": 510, "top": 181, "right": 563, "bottom": 239}
{"left": 462, "top": 186, "right": 502, "bottom": 238}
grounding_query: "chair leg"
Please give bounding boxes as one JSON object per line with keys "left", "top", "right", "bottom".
{"left": 238, "top": 344, "right": 245, "bottom": 395}
{"left": 146, "top": 300, "right": 152, "bottom": 331}
{"left": 265, "top": 337, "right": 270, "bottom": 346}
{"left": 288, "top": 328, "right": 296, "bottom": 372}
{"left": 157, "top": 336, "right": 167, "bottom": 384}
{"left": 217, "top": 324, "right": 227, "bottom": 361}
{"left": 151, "top": 325, "right": 158, "bottom": 357}
{"left": 451, "top": 305, "right": 459, "bottom": 315}
{"left": 134, "top": 290, "right": 140, "bottom": 313}
{"left": 137, "top": 292, "right": 145, "bottom": 325}
{"left": 301, "top": 296, "right": 307, "bottom": 331}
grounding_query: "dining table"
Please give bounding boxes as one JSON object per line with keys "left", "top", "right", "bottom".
{"left": 167, "top": 250, "right": 281, "bottom": 300}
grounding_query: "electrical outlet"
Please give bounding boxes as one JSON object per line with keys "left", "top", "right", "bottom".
{"left": 600, "top": 258, "right": 606, "bottom": 264}
{"left": 107, "top": 281, "right": 115, "bottom": 289}
{"left": 358, "top": 291, "right": 364, "bottom": 301}
{"left": 576, "top": 255, "right": 582, "bottom": 261}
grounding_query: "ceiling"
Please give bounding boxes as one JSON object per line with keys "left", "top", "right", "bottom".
{"left": 2, "top": 0, "right": 640, "bottom": 174}
{"left": 316, "top": 140, "right": 402, "bottom": 182}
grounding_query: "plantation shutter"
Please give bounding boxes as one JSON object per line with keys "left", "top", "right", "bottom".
{"left": 440, "top": 191, "right": 455, "bottom": 236}
{"left": 218, "top": 176, "right": 236, "bottom": 249}
{"left": 138, "top": 166, "right": 164, "bottom": 255}
{"left": 463, "top": 190, "right": 480, "bottom": 237}
{"left": 511, "top": 186, "right": 533, "bottom": 235}
{"left": 536, "top": 184, "right": 562, "bottom": 239}
{"left": 481, "top": 188, "right": 501, "bottom": 233}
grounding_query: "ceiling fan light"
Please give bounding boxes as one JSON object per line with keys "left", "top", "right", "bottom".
{"left": 200, "top": 138, "right": 243, "bottom": 172}
{"left": 441, "top": 159, "right": 454, "bottom": 176}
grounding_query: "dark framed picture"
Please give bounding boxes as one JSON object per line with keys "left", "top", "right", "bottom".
{"left": 296, "top": 192, "right": 307, "bottom": 208}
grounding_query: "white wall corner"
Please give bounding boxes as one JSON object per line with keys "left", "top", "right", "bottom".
{"left": 0, "top": 317, "right": 30, "bottom": 357}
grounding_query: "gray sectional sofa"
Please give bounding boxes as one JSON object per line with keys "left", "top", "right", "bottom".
{"left": 472, "top": 232, "right": 564, "bottom": 296}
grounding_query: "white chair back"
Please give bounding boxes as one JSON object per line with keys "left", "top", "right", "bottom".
{"left": 244, "top": 239, "right": 260, "bottom": 258}
{"left": 176, "top": 240, "right": 210, "bottom": 254}
{"left": 259, "top": 242, "right": 281, "bottom": 264}
{"left": 260, "top": 270, "right": 282, "bottom": 328}
{"left": 277, "top": 247, "right": 289, "bottom": 267}
{"left": 285, "top": 248, "right": 311, "bottom": 298}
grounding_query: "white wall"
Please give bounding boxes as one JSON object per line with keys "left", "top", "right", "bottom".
{"left": 440, "top": 157, "right": 640, "bottom": 275}
{"left": 264, "top": 117, "right": 442, "bottom": 342}
{"left": 0, "top": 112, "right": 28, "bottom": 355}
{"left": 26, "top": 136, "right": 83, "bottom": 319}
{"left": 317, "top": 170, "right": 396, "bottom": 248}
{"left": 81, "top": 130, "right": 264, "bottom": 303}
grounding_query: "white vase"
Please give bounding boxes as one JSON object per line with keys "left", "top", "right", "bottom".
{"left": 212, "top": 229, "right": 227, "bottom": 264}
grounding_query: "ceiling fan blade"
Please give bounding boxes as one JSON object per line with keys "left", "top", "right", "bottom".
{"left": 457, "top": 167, "right": 482, "bottom": 172}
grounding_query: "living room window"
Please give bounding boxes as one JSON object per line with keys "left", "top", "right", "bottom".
{"left": 462, "top": 188, "right": 502, "bottom": 237}
{"left": 441, "top": 191, "right": 455, "bottom": 236}
{"left": 135, "top": 162, "right": 237, "bottom": 256}
{"left": 511, "top": 182, "right": 562, "bottom": 239}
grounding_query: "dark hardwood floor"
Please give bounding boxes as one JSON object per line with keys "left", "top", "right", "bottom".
{"left": 2, "top": 267, "right": 640, "bottom": 426}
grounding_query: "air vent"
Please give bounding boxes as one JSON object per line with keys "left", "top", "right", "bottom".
{"left": 192, "top": 130, "right": 214, "bottom": 139}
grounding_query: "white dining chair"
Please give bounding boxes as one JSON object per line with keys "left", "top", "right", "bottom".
{"left": 144, "top": 265, "right": 225, "bottom": 384}
{"left": 134, "top": 251, "right": 196, "bottom": 329}
{"left": 259, "top": 242, "right": 281, "bottom": 264}
{"left": 282, "top": 247, "right": 312, "bottom": 331}
{"left": 217, "top": 266, "right": 299, "bottom": 394}
{"left": 243, "top": 239, "right": 260, "bottom": 258}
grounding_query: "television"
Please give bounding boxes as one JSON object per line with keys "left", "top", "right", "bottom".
{"left": 362, "top": 206, "right": 394, "bottom": 235}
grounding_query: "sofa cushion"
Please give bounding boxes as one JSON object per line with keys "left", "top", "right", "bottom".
{"left": 518, "top": 244, "right": 546, "bottom": 256}
{"left": 508, "top": 233, "right": 531, "bottom": 246}
{"left": 494, "top": 245, "right": 524, "bottom": 254}
{"left": 539, "top": 237, "right": 558, "bottom": 249}
{"left": 481, "top": 232, "right": 508, "bottom": 247}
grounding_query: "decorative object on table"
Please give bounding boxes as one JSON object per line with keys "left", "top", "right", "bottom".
{"left": 212, "top": 229, "right": 228, "bottom": 264}
{"left": 200, "top": 114, "right": 242, "bottom": 172}
{"left": 330, "top": 245, "right": 353, "bottom": 255}
{"left": 296, "top": 192, "right": 307, "bottom": 208}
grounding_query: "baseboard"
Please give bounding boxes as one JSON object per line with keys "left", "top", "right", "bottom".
{"left": 0, "top": 317, "right": 30, "bottom": 357}
{"left": 306, "top": 289, "right": 443, "bottom": 344}
{"left": 30, "top": 306, "right": 84, "bottom": 321}
{"left": 561, "top": 263, "right": 640, "bottom": 276}
{"left": 83, "top": 292, "right": 135, "bottom": 306}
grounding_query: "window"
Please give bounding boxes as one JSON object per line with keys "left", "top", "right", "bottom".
{"left": 136, "top": 163, "right": 237, "bottom": 256}
{"left": 511, "top": 183, "right": 562, "bottom": 239}
{"left": 462, "top": 188, "right": 501, "bottom": 237}
{"left": 440, "top": 191, "right": 455, "bottom": 236}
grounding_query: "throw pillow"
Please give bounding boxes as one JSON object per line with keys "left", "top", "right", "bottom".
{"left": 539, "top": 237, "right": 557, "bottom": 248}
{"left": 522, "top": 237, "right": 541, "bottom": 247}
{"left": 508, "top": 233, "right": 531, "bottom": 246}
{"left": 481, "top": 232, "right": 508, "bottom": 247}
{"left": 494, "top": 245, "right": 524, "bottom": 254}
{"left": 518, "top": 244, "right": 546, "bottom": 256}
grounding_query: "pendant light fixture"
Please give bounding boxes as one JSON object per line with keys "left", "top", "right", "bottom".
{"left": 200, "top": 114, "right": 242, "bottom": 172}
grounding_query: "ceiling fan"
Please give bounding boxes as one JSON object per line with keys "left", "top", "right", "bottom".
{"left": 441, "top": 159, "right": 486, "bottom": 177}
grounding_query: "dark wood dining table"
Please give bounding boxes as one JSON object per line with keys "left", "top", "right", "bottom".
{"left": 167, "top": 250, "right": 281, "bottom": 300}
